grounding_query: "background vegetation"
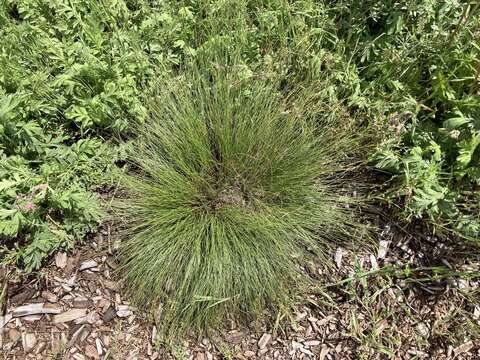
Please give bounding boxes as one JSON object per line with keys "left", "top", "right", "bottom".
{"left": 339, "top": 0, "right": 480, "bottom": 239}
{"left": 0, "top": 0, "right": 478, "bottom": 334}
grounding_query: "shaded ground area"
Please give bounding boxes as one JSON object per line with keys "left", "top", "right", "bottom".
{"left": 1, "top": 223, "right": 479, "bottom": 359}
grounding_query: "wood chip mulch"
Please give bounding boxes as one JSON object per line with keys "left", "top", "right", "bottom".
{"left": 1, "top": 223, "right": 480, "bottom": 359}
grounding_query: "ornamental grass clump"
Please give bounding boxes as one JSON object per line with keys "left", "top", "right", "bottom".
{"left": 117, "top": 63, "right": 367, "bottom": 336}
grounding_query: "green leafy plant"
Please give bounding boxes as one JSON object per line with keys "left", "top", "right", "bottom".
{"left": 0, "top": 0, "right": 168, "bottom": 270}
{"left": 117, "top": 59, "right": 368, "bottom": 336}
{"left": 327, "top": 0, "right": 480, "bottom": 239}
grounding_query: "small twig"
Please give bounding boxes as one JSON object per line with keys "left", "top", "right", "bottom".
{"left": 471, "top": 60, "right": 480, "bottom": 94}
{"left": 448, "top": 3, "right": 471, "bottom": 47}
{"left": 0, "top": 279, "right": 7, "bottom": 315}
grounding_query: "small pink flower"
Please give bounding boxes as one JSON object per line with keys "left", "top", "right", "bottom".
{"left": 24, "top": 202, "right": 35, "bottom": 211}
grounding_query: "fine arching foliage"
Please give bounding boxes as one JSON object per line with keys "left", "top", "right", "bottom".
{"left": 117, "top": 60, "right": 369, "bottom": 336}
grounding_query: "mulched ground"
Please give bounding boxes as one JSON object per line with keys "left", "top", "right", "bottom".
{"left": 1, "top": 222, "right": 479, "bottom": 359}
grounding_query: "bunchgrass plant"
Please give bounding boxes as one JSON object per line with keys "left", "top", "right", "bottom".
{"left": 117, "top": 60, "right": 368, "bottom": 336}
